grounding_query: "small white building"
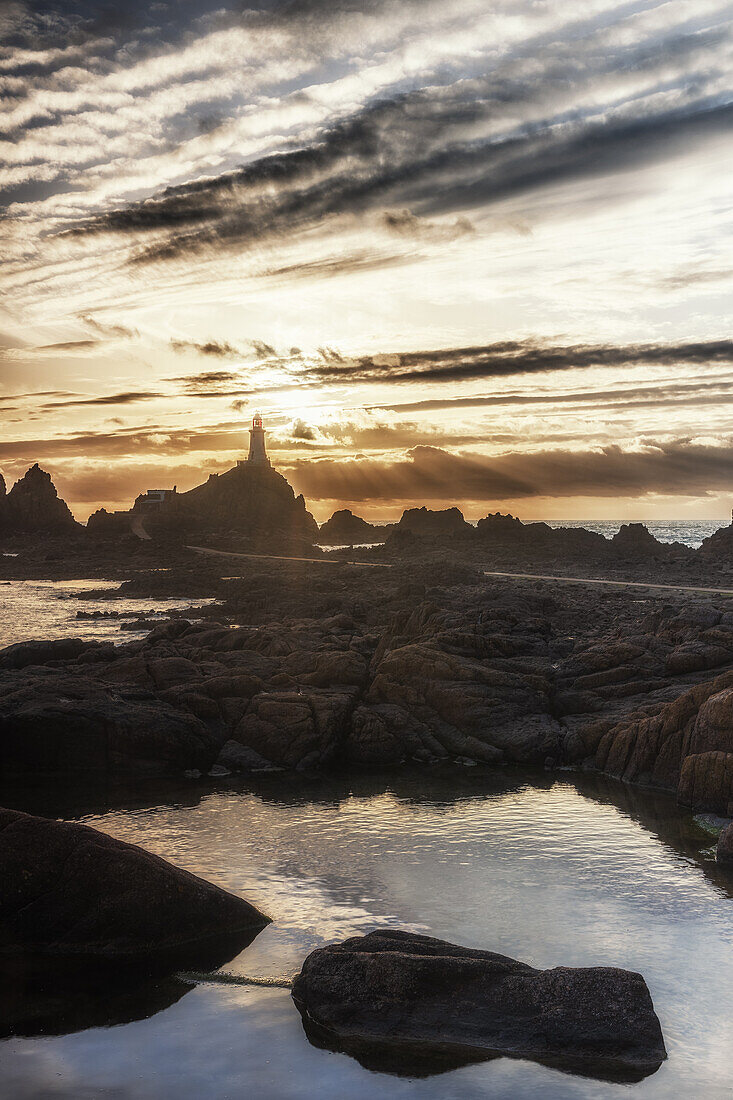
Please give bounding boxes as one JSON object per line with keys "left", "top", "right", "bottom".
{"left": 134, "top": 486, "right": 177, "bottom": 509}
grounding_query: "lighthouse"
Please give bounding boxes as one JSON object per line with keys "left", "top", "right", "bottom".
{"left": 247, "top": 412, "right": 270, "bottom": 466}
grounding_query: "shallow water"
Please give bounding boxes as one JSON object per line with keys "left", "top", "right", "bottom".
{"left": 0, "top": 579, "right": 210, "bottom": 646}
{"left": 1, "top": 769, "right": 731, "bottom": 1099}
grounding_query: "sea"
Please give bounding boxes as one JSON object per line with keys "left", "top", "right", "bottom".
{"left": 543, "top": 520, "right": 723, "bottom": 549}
{"left": 0, "top": 577, "right": 213, "bottom": 647}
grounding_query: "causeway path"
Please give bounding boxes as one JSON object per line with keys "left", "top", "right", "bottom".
{"left": 482, "top": 569, "right": 733, "bottom": 597}
{"left": 130, "top": 515, "right": 151, "bottom": 540}
{"left": 188, "top": 546, "right": 733, "bottom": 595}
{"left": 187, "top": 545, "right": 390, "bottom": 568}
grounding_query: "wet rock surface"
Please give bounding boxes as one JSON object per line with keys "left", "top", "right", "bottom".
{"left": 717, "top": 821, "right": 733, "bottom": 864}
{"left": 0, "top": 806, "right": 269, "bottom": 962}
{"left": 291, "top": 930, "right": 666, "bottom": 1082}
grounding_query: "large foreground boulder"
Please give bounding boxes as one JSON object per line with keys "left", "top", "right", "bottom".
{"left": 292, "top": 930, "right": 666, "bottom": 1082}
{"left": 0, "top": 808, "right": 269, "bottom": 963}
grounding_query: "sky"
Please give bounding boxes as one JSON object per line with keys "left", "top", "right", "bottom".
{"left": 1, "top": 0, "right": 732, "bottom": 524}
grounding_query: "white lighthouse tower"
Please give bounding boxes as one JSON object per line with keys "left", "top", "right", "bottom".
{"left": 247, "top": 412, "right": 270, "bottom": 466}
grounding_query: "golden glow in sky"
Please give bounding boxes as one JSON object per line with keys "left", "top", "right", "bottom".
{"left": 1, "top": 0, "right": 732, "bottom": 522}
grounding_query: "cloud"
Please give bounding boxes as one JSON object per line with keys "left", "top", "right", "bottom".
{"left": 63, "top": 21, "right": 733, "bottom": 264}
{"left": 310, "top": 338, "right": 733, "bottom": 386}
{"left": 0, "top": 421, "right": 250, "bottom": 461}
{"left": 251, "top": 339, "right": 277, "bottom": 358}
{"left": 40, "top": 390, "right": 162, "bottom": 408}
{"left": 169, "top": 337, "right": 243, "bottom": 358}
{"left": 262, "top": 248, "right": 412, "bottom": 281}
{"left": 290, "top": 418, "right": 317, "bottom": 440}
{"left": 380, "top": 208, "right": 474, "bottom": 241}
{"left": 33, "top": 339, "right": 99, "bottom": 352}
{"left": 286, "top": 439, "right": 733, "bottom": 503}
{"left": 80, "top": 315, "right": 139, "bottom": 339}
{"left": 0, "top": 390, "right": 76, "bottom": 404}
{"left": 372, "top": 377, "right": 733, "bottom": 414}
{"left": 170, "top": 369, "right": 242, "bottom": 390}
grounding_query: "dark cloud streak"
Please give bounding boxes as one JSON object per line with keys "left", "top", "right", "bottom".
{"left": 40, "top": 391, "right": 162, "bottom": 409}
{"left": 313, "top": 338, "right": 733, "bottom": 385}
{"left": 64, "top": 25, "right": 733, "bottom": 263}
{"left": 287, "top": 440, "right": 733, "bottom": 503}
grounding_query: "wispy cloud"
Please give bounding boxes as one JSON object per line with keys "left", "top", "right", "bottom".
{"left": 61, "top": 19, "right": 733, "bottom": 264}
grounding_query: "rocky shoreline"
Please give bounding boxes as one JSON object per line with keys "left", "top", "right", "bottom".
{"left": 1, "top": 553, "right": 732, "bottom": 819}
{"left": 2, "top": 462, "right": 732, "bottom": 827}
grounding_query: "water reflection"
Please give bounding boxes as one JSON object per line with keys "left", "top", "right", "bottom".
{"left": 298, "top": 1014, "right": 665, "bottom": 1085}
{"left": 0, "top": 928, "right": 266, "bottom": 1040}
{"left": 0, "top": 765, "right": 731, "bottom": 1099}
{"left": 0, "top": 578, "right": 212, "bottom": 646}
{"left": 0, "top": 957, "right": 192, "bottom": 1040}
{"left": 1, "top": 766, "right": 728, "bottom": 899}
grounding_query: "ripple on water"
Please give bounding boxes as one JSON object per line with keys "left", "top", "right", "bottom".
{"left": 0, "top": 579, "right": 214, "bottom": 645}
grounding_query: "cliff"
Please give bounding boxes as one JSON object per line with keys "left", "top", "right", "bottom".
{"left": 0, "top": 464, "right": 80, "bottom": 537}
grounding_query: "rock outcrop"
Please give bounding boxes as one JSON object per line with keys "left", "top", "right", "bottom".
{"left": 85, "top": 461, "right": 319, "bottom": 550}
{"left": 393, "top": 506, "right": 472, "bottom": 539}
{"left": 292, "top": 930, "right": 666, "bottom": 1081}
{"left": 147, "top": 462, "right": 318, "bottom": 547}
{"left": 699, "top": 522, "right": 733, "bottom": 562}
{"left": 317, "top": 509, "right": 386, "bottom": 545}
{"left": 378, "top": 508, "right": 699, "bottom": 577}
{"left": 0, "top": 807, "right": 269, "bottom": 963}
{"left": 0, "top": 465, "right": 79, "bottom": 537}
{"left": 592, "top": 675, "right": 733, "bottom": 815}
{"left": 0, "top": 645, "right": 220, "bottom": 775}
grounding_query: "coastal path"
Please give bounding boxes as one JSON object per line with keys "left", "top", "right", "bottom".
{"left": 186, "top": 545, "right": 391, "bottom": 568}
{"left": 482, "top": 570, "right": 733, "bottom": 598}
{"left": 187, "top": 546, "right": 733, "bottom": 595}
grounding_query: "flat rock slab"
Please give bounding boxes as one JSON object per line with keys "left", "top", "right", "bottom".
{"left": 0, "top": 807, "right": 269, "bottom": 966}
{"left": 292, "top": 930, "right": 666, "bottom": 1082}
